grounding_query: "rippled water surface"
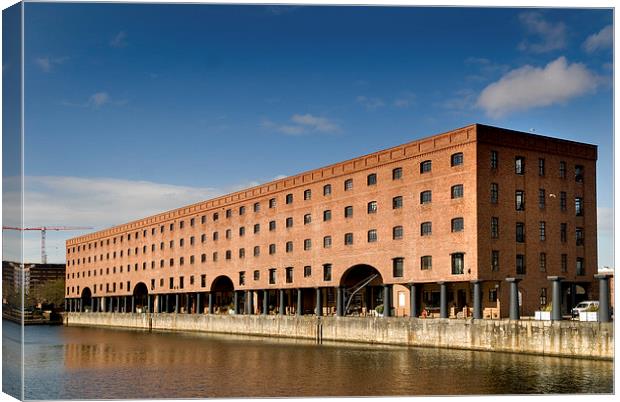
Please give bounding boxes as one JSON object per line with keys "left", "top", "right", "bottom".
{"left": 2, "top": 320, "right": 613, "bottom": 399}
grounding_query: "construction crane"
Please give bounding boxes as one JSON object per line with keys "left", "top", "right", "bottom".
{"left": 2, "top": 226, "right": 94, "bottom": 264}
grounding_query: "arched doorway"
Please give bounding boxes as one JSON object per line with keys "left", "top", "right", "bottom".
{"left": 210, "top": 275, "right": 234, "bottom": 314}
{"left": 340, "top": 264, "right": 384, "bottom": 316}
{"left": 81, "top": 287, "right": 92, "bottom": 312}
{"left": 133, "top": 282, "right": 148, "bottom": 312}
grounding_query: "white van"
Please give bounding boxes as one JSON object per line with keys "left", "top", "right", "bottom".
{"left": 571, "top": 300, "right": 599, "bottom": 318}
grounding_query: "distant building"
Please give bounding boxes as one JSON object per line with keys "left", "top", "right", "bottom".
{"left": 64, "top": 124, "right": 597, "bottom": 318}
{"left": 2, "top": 261, "right": 65, "bottom": 297}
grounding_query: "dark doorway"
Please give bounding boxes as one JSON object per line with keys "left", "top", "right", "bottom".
{"left": 340, "top": 264, "right": 383, "bottom": 316}
{"left": 133, "top": 282, "right": 148, "bottom": 312}
{"left": 211, "top": 276, "right": 234, "bottom": 314}
{"left": 81, "top": 287, "right": 92, "bottom": 312}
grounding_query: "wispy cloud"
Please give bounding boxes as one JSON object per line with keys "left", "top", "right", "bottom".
{"left": 34, "top": 56, "right": 69, "bottom": 72}
{"left": 518, "top": 12, "right": 566, "bottom": 53}
{"left": 110, "top": 31, "right": 128, "bottom": 48}
{"left": 464, "top": 57, "right": 510, "bottom": 82}
{"left": 355, "top": 95, "right": 385, "bottom": 110}
{"left": 440, "top": 88, "right": 477, "bottom": 113}
{"left": 393, "top": 91, "right": 416, "bottom": 108}
{"left": 477, "top": 57, "right": 598, "bottom": 118}
{"left": 583, "top": 25, "right": 613, "bottom": 53}
{"left": 261, "top": 114, "right": 340, "bottom": 136}
{"left": 61, "top": 91, "right": 126, "bottom": 109}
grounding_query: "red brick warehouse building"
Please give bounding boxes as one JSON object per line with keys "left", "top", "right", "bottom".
{"left": 64, "top": 124, "right": 598, "bottom": 319}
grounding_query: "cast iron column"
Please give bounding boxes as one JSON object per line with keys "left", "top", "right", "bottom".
{"left": 472, "top": 280, "right": 482, "bottom": 319}
{"left": 148, "top": 295, "right": 152, "bottom": 313}
{"left": 594, "top": 274, "right": 611, "bottom": 322}
{"left": 439, "top": 282, "right": 448, "bottom": 319}
{"left": 279, "top": 289, "right": 285, "bottom": 315}
{"left": 409, "top": 283, "right": 418, "bottom": 318}
{"left": 185, "top": 294, "right": 190, "bottom": 313}
{"left": 548, "top": 276, "right": 564, "bottom": 321}
{"left": 232, "top": 291, "right": 238, "bottom": 314}
{"left": 263, "top": 290, "right": 269, "bottom": 315}
{"left": 131, "top": 296, "right": 135, "bottom": 313}
{"left": 383, "top": 284, "right": 392, "bottom": 317}
{"left": 315, "top": 288, "right": 322, "bottom": 316}
{"left": 208, "top": 292, "right": 213, "bottom": 314}
{"left": 175, "top": 294, "right": 179, "bottom": 313}
{"left": 297, "top": 289, "right": 303, "bottom": 316}
{"left": 245, "top": 291, "right": 250, "bottom": 314}
{"left": 506, "top": 278, "right": 520, "bottom": 320}
{"left": 336, "top": 286, "right": 344, "bottom": 316}
{"left": 196, "top": 293, "right": 201, "bottom": 314}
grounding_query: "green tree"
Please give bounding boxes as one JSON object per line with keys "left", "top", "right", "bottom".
{"left": 29, "top": 279, "right": 65, "bottom": 308}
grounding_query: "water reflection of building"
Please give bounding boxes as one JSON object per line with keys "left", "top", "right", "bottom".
{"left": 2, "top": 261, "right": 65, "bottom": 299}
{"left": 64, "top": 124, "right": 600, "bottom": 319}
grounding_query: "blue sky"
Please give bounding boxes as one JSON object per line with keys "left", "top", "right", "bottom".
{"left": 14, "top": 3, "right": 614, "bottom": 266}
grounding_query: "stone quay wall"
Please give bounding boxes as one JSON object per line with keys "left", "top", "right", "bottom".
{"left": 64, "top": 313, "right": 613, "bottom": 360}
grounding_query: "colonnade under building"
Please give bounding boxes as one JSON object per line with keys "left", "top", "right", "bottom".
{"left": 65, "top": 274, "right": 613, "bottom": 322}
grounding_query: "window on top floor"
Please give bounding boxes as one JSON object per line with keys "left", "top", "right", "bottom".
{"left": 420, "top": 160, "right": 432, "bottom": 173}
{"left": 344, "top": 179, "right": 353, "bottom": 191}
{"left": 515, "top": 156, "right": 525, "bottom": 175}
{"left": 451, "top": 152, "right": 463, "bottom": 167}
{"left": 180, "top": 220, "right": 185, "bottom": 229}
{"left": 575, "top": 165, "right": 584, "bottom": 183}
{"left": 286, "top": 194, "right": 293, "bottom": 204}
{"left": 491, "top": 151, "right": 498, "bottom": 169}
{"left": 226, "top": 209, "right": 232, "bottom": 218}
{"left": 253, "top": 202, "right": 260, "bottom": 212}
{"left": 538, "top": 158, "right": 545, "bottom": 176}
{"left": 269, "top": 198, "right": 276, "bottom": 208}
{"left": 239, "top": 206, "right": 246, "bottom": 215}
{"left": 323, "top": 184, "right": 332, "bottom": 196}
{"left": 213, "top": 212, "right": 219, "bottom": 221}
{"left": 559, "top": 161, "right": 566, "bottom": 178}
{"left": 304, "top": 189, "right": 311, "bottom": 200}
{"left": 392, "top": 167, "right": 403, "bottom": 180}
{"left": 367, "top": 173, "right": 377, "bottom": 186}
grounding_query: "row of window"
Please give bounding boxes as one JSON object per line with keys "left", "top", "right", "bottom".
{"left": 491, "top": 251, "right": 585, "bottom": 276}
{"left": 490, "top": 217, "right": 585, "bottom": 245}
{"left": 68, "top": 153, "right": 469, "bottom": 255}
{"left": 509, "top": 188, "right": 584, "bottom": 215}
{"left": 495, "top": 152, "right": 585, "bottom": 182}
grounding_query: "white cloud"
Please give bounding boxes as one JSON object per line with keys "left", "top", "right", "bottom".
{"left": 518, "top": 12, "right": 567, "bottom": 53}
{"left": 88, "top": 92, "right": 110, "bottom": 108}
{"left": 2, "top": 176, "right": 232, "bottom": 263}
{"left": 583, "top": 25, "right": 613, "bottom": 53}
{"left": 355, "top": 95, "right": 385, "bottom": 110}
{"left": 261, "top": 114, "right": 340, "bottom": 135}
{"left": 441, "top": 88, "right": 477, "bottom": 112}
{"left": 110, "top": 31, "right": 128, "bottom": 48}
{"left": 34, "top": 56, "right": 68, "bottom": 72}
{"left": 477, "top": 57, "right": 598, "bottom": 118}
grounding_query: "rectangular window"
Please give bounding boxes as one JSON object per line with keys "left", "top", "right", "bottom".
{"left": 212, "top": 252, "right": 218, "bottom": 262}
{"left": 451, "top": 253, "right": 464, "bottom": 275}
{"left": 576, "top": 227, "right": 584, "bottom": 246}
{"left": 575, "top": 197, "right": 583, "bottom": 216}
{"left": 323, "top": 236, "right": 332, "bottom": 248}
{"left": 451, "top": 185, "right": 463, "bottom": 199}
{"left": 286, "top": 241, "right": 293, "bottom": 253}
{"left": 560, "top": 161, "right": 566, "bottom": 178}
{"left": 304, "top": 239, "right": 312, "bottom": 250}
{"left": 451, "top": 218, "right": 464, "bottom": 232}
{"left": 179, "top": 276, "right": 184, "bottom": 289}
{"left": 286, "top": 217, "right": 293, "bottom": 228}
{"left": 489, "top": 289, "right": 498, "bottom": 302}
{"left": 286, "top": 193, "right": 293, "bottom": 204}
{"left": 515, "top": 156, "right": 525, "bottom": 175}
{"left": 254, "top": 224, "right": 260, "bottom": 234}
{"left": 225, "top": 229, "right": 231, "bottom": 239}
{"left": 421, "top": 256, "right": 432, "bottom": 270}
{"left": 226, "top": 209, "right": 232, "bottom": 218}
{"left": 212, "top": 232, "right": 218, "bottom": 241}
{"left": 323, "top": 184, "right": 332, "bottom": 196}
{"left": 253, "top": 202, "right": 260, "bottom": 212}
{"left": 490, "top": 150, "right": 498, "bottom": 169}
{"left": 421, "top": 222, "right": 432, "bottom": 236}
{"left": 575, "top": 165, "right": 584, "bottom": 183}
{"left": 253, "top": 246, "right": 260, "bottom": 257}
{"left": 239, "top": 227, "right": 245, "bottom": 237}
{"left": 538, "top": 158, "right": 545, "bottom": 176}
{"left": 304, "top": 266, "right": 312, "bottom": 277}
{"left": 344, "top": 179, "right": 353, "bottom": 191}
{"left": 560, "top": 192, "right": 567, "bottom": 211}
{"left": 201, "top": 275, "right": 207, "bottom": 287}
{"left": 269, "top": 244, "right": 276, "bottom": 255}
{"left": 538, "top": 189, "right": 545, "bottom": 209}
{"left": 539, "top": 221, "right": 546, "bottom": 241}
{"left": 367, "top": 201, "right": 377, "bottom": 214}
{"left": 213, "top": 213, "right": 218, "bottom": 221}
{"left": 516, "top": 222, "right": 525, "bottom": 243}
{"left": 539, "top": 252, "right": 546, "bottom": 272}
{"left": 451, "top": 152, "right": 463, "bottom": 167}
{"left": 239, "top": 206, "right": 246, "bottom": 215}
{"left": 323, "top": 264, "right": 332, "bottom": 281}
{"left": 269, "top": 220, "right": 276, "bottom": 231}
{"left": 393, "top": 258, "right": 404, "bottom": 277}
{"left": 561, "top": 254, "right": 568, "bottom": 273}
{"left": 239, "top": 248, "right": 245, "bottom": 259}
{"left": 393, "top": 225, "right": 403, "bottom": 240}
{"left": 392, "top": 196, "right": 403, "bottom": 209}
{"left": 344, "top": 232, "right": 354, "bottom": 245}
{"left": 169, "top": 277, "right": 174, "bottom": 289}
{"left": 323, "top": 210, "right": 332, "bottom": 221}
{"left": 304, "top": 189, "right": 312, "bottom": 200}
{"left": 561, "top": 223, "right": 567, "bottom": 242}
{"left": 420, "top": 160, "right": 432, "bottom": 173}
{"left": 491, "top": 250, "right": 499, "bottom": 272}
{"left": 420, "top": 190, "right": 432, "bottom": 204}
{"left": 515, "top": 190, "right": 525, "bottom": 211}
{"left": 269, "top": 198, "right": 276, "bottom": 208}
{"left": 576, "top": 258, "right": 585, "bottom": 276}
{"left": 491, "top": 217, "right": 499, "bottom": 239}
{"left": 392, "top": 167, "right": 402, "bottom": 180}
{"left": 304, "top": 214, "right": 311, "bottom": 224}
{"left": 367, "top": 229, "right": 377, "bottom": 243}
{"left": 285, "top": 267, "right": 293, "bottom": 283}
{"left": 539, "top": 288, "right": 547, "bottom": 306}
{"left": 254, "top": 270, "right": 260, "bottom": 281}
{"left": 367, "top": 173, "right": 377, "bottom": 186}
{"left": 269, "top": 268, "right": 276, "bottom": 284}
{"left": 239, "top": 271, "right": 245, "bottom": 286}
{"left": 516, "top": 254, "right": 526, "bottom": 275}
{"left": 344, "top": 206, "right": 353, "bottom": 218}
